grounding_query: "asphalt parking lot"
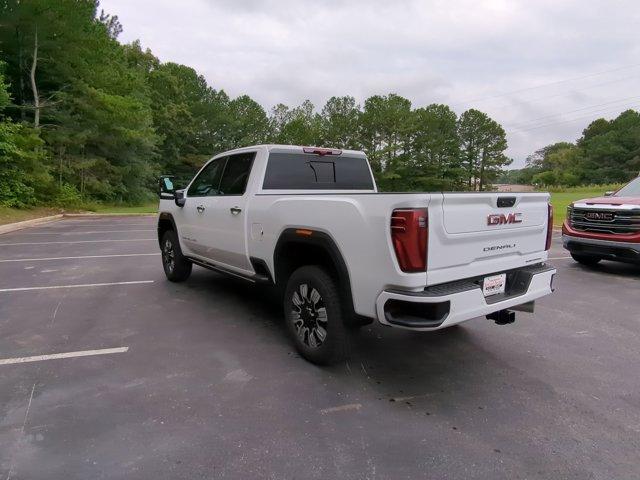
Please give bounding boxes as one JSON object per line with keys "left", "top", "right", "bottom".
{"left": 1, "top": 216, "right": 639, "bottom": 480}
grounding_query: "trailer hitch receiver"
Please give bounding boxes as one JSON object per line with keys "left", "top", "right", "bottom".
{"left": 486, "top": 309, "right": 515, "bottom": 325}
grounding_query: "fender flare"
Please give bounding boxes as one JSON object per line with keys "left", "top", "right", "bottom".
{"left": 157, "top": 212, "right": 178, "bottom": 247}
{"left": 273, "top": 228, "right": 369, "bottom": 324}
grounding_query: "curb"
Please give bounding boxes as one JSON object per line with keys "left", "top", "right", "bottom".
{"left": 0, "top": 214, "right": 64, "bottom": 235}
{"left": 63, "top": 213, "right": 157, "bottom": 217}
{"left": 0, "top": 212, "right": 157, "bottom": 235}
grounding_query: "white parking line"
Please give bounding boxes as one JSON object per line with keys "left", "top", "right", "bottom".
{"left": 0, "top": 347, "right": 129, "bottom": 366}
{"left": 548, "top": 256, "right": 572, "bottom": 260}
{"left": 0, "top": 280, "right": 154, "bottom": 293}
{"left": 47, "top": 222, "right": 153, "bottom": 226}
{"left": 16, "top": 230, "right": 155, "bottom": 235}
{"left": 0, "top": 239, "right": 155, "bottom": 246}
{"left": 320, "top": 403, "right": 362, "bottom": 414}
{"left": 0, "top": 253, "right": 160, "bottom": 263}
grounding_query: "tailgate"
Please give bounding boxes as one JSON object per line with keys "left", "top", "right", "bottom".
{"left": 427, "top": 193, "right": 550, "bottom": 285}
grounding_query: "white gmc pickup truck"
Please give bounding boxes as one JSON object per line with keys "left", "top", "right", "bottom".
{"left": 158, "top": 145, "right": 556, "bottom": 364}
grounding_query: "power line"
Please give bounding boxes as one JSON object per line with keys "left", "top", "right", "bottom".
{"left": 497, "top": 74, "right": 640, "bottom": 108}
{"left": 506, "top": 95, "right": 640, "bottom": 129}
{"left": 507, "top": 103, "right": 640, "bottom": 134}
{"left": 453, "top": 62, "right": 640, "bottom": 107}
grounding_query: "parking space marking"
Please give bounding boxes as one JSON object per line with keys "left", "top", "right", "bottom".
{"left": 390, "top": 394, "right": 432, "bottom": 402}
{"left": 0, "top": 238, "right": 155, "bottom": 246}
{"left": 16, "top": 230, "right": 155, "bottom": 235}
{"left": 0, "top": 253, "right": 160, "bottom": 263}
{"left": 0, "top": 280, "right": 154, "bottom": 293}
{"left": 43, "top": 222, "right": 153, "bottom": 226}
{"left": 0, "top": 347, "right": 129, "bottom": 366}
{"left": 548, "top": 256, "right": 572, "bottom": 260}
{"left": 320, "top": 403, "right": 362, "bottom": 415}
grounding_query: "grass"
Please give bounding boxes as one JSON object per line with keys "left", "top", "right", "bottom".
{"left": 0, "top": 206, "right": 64, "bottom": 226}
{"left": 92, "top": 201, "right": 157, "bottom": 214}
{"left": 0, "top": 201, "right": 157, "bottom": 226}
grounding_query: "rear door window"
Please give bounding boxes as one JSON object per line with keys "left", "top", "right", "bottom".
{"left": 218, "top": 152, "right": 256, "bottom": 195}
{"left": 263, "top": 152, "right": 374, "bottom": 190}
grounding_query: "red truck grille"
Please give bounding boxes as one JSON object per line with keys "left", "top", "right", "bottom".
{"left": 569, "top": 207, "right": 640, "bottom": 234}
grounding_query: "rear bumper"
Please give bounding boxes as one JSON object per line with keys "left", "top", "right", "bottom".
{"left": 562, "top": 234, "right": 640, "bottom": 264}
{"left": 375, "top": 264, "right": 556, "bottom": 331}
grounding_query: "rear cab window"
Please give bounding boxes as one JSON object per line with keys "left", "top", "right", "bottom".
{"left": 262, "top": 150, "right": 374, "bottom": 190}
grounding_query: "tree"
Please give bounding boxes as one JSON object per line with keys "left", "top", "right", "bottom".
{"left": 457, "top": 109, "right": 511, "bottom": 190}
{"left": 360, "top": 94, "right": 412, "bottom": 176}
{"left": 525, "top": 109, "right": 640, "bottom": 187}
{"left": 409, "top": 104, "right": 462, "bottom": 190}
{"left": 0, "top": 63, "right": 52, "bottom": 206}
{"left": 224, "top": 95, "right": 270, "bottom": 148}
{"left": 270, "top": 100, "right": 321, "bottom": 146}
{"left": 318, "top": 96, "right": 361, "bottom": 149}
{"left": 579, "top": 110, "right": 640, "bottom": 182}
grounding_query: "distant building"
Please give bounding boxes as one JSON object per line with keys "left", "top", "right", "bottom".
{"left": 492, "top": 183, "right": 536, "bottom": 192}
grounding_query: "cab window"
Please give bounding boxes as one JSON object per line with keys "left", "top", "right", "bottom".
{"left": 218, "top": 152, "right": 255, "bottom": 195}
{"left": 187, "top": 157, "right": 227, "bottom": 197}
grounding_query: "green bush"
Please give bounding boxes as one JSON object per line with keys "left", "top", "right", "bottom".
{"left": 53, "top": 183, "right": 82, "bottom": 207}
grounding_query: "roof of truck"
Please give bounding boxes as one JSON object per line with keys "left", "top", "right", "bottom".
{"left": 213, "top": 144, "right": 367, "bottom": 158}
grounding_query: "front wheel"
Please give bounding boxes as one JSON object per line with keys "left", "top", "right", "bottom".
{"left": 161, "top": 230, "right": 192, "bottom": 282}
{"left": 571, "top": 253, "right": 601, "bottom": 266}
{"left": 284, "top": 266, "right": 349, "bottom": 365}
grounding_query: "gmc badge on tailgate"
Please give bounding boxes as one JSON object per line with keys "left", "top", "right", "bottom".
{"left": 487, "top": 213, "right": 523, "bottom": 226}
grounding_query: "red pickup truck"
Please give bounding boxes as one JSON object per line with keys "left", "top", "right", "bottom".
{"left": 562, "top": 176, "right": 640, "bottom": 266}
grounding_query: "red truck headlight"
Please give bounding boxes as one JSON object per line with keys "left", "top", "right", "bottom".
{"left": 391, "top": 209, "right": 428, "bottom": 272}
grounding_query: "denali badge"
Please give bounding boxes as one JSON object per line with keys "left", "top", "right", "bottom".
{"left": 584, "top": 211, "right": 614, "bottom": 221}
{"left": 487, "top": 213, "right": 523, "bottom": 226}
{"left": 484, "top": 243, "right": 516, "bottom": 252}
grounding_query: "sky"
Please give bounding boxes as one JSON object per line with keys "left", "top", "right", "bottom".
{"left": 101, "top": 0, "right": 640, "bottom": 168}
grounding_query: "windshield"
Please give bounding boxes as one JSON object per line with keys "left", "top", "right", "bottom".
{"left": 615, "top": 177, "right": 640, "bottom": 196}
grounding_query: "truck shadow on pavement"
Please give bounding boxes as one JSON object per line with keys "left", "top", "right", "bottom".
{"left": 566, "top": 261, "right": 640, "bottom": 278}
{"left": 183, "top": 268, "right": 528, "bottom": 399}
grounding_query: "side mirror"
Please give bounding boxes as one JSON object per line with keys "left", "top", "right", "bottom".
{"left": 174, "top": 189, "right": 186, "bottom": 207}
{"left": 604, "top": 191, "right": 614, "bottom": 197}
{"left": 159, "top": 176, "right": 175, "bottom": 199}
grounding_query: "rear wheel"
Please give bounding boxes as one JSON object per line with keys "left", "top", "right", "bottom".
{"left": 284, "top": 266, "right": 349, "bottom": 365}
{"left": 571, "top": 253, "right": 602, "bottom": 266}
{"left": 161, "top": 230, "right": 192, "bottom": 282}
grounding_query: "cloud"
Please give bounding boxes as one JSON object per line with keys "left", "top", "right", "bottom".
{"left": 101, "top": 0, "right": 640, "bottom": 167}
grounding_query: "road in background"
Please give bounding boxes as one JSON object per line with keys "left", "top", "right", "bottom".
{"left": 0, "top": 217, "right": 638, "bottom": 480}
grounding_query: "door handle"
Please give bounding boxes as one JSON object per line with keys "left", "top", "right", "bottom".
{"left": 196, "top": 204, "right": 205, "bottom": 213}
{"left": 230, "top": 206, "right": 242, "bottom": 215}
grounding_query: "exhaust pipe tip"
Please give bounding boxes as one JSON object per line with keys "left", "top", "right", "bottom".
{"left": 486, "top": 309, "right": 516, "bottom": 325}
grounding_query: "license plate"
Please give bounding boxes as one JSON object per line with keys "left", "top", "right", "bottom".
{"left": 483, "top": 273, "right": 506, "bottom": 297}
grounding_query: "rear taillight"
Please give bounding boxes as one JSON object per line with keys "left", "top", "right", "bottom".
{"left": 545, "top": 203, "right": 553, "bottom": 251}
{"left": 391, "top": 209, "right": 428, "bottom": 272}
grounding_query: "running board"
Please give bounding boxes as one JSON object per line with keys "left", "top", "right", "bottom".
{"left": 186, "top": 256, "right": 271, "bottom": 284}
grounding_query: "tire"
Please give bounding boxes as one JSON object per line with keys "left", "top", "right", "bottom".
{"left": 284, "top": 266, "right": 349, "bottom": 365}
{"left": 161, "top": 230, "right": 192, "bottom": 282}
{"left": 571, "top": 253, "right": 602, "bottom": 266}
